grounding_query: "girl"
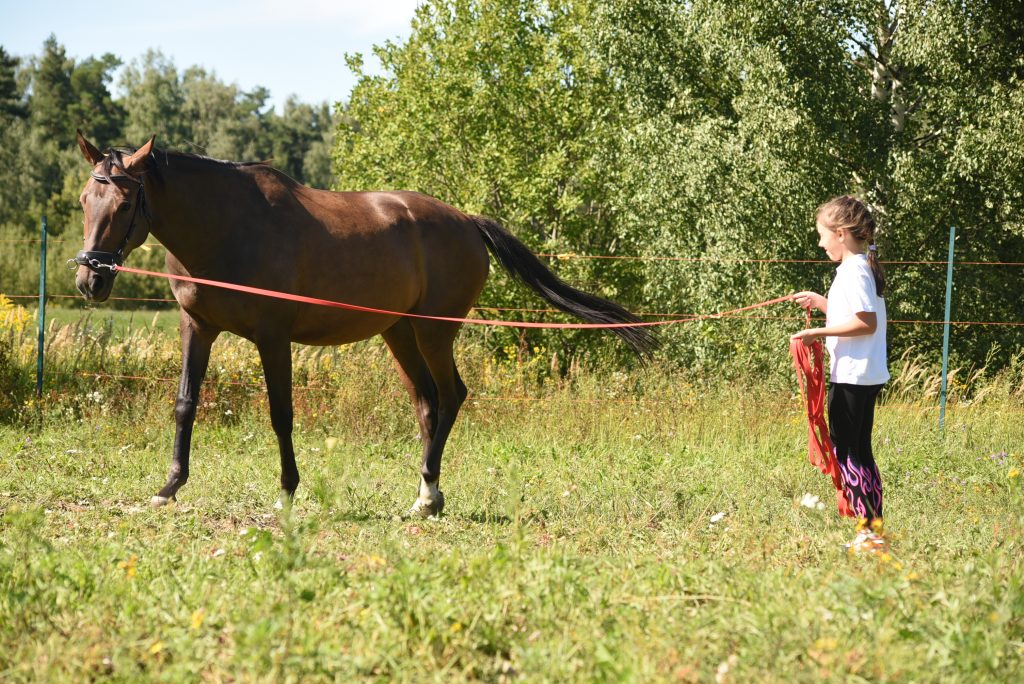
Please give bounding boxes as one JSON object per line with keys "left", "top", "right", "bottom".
{"left": 791, "top": 195, "right": 890, "bottom": 554}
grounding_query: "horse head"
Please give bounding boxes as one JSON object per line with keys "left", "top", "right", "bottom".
{"left": 73, "top": 131, "right": 155, "bottom": 302}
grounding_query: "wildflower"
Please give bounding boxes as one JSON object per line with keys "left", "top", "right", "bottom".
{"left": 715, "top": 654, "right": 738, "bottom": 683}
{"left": 325, "top": 437, "right": 338, "bottom": 451}
{"left": 1008, "top": 467, "right": 1020, "bottom": 479}
{"left": 148, "top": 640, "right": 165, "bottom": 655}
{"left": 190, "top": 608, "right": 205, "bottom": 630}
{"left": 799, "top": 493, "right": 825, "bottom": 510}
{"left": 710, "top": 511, "right": 727, "bottom": 524}
{"left": 118, "top": 554, "right": 138, "bottom": 579}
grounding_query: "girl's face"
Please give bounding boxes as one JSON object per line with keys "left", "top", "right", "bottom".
{"left": 816, "top": 222, "right": 844, "bottom": 262}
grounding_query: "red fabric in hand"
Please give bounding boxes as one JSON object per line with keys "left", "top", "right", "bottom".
{"left": 790, "top": 336, "right": 854, "bottom": 517}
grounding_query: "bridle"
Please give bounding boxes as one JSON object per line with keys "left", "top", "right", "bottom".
{"left": 71, "top": 171, "right": 148, "bottom": 275}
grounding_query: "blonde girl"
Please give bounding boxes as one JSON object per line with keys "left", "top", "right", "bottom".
{"left": 791, "top": 195, "right": 890, "bottom": 553}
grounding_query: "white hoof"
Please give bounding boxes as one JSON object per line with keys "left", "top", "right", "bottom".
{"left": 151, "top": 495, "right": 173, "bottom": 508}
{"left": 407, "top": 478, "right": 444, "bottom": 519}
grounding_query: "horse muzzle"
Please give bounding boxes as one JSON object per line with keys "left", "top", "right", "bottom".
{"left": 72, "top": 250, "right": 120, "bottom": 302}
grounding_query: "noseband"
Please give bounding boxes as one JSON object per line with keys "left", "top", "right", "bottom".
{"left": 71, "top": 172, "right": 148, "bottom": 274}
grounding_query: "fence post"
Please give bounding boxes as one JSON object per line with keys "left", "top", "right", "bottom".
{"left": 938, "top": 224, "right": 955, "bottom": 431}
{"left": 36, "top": 215, "right": 47, "bottom": 397}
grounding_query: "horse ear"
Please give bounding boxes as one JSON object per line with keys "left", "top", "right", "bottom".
{"left": 125, "top": 135, "right": 156, "bottom": 174}
{"left": 76, "top": 130, "right": 104, "bottom": 165}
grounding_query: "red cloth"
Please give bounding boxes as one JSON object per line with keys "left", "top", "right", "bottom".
{"left": 790, "top": 336, "right": 854, "bottom": 517}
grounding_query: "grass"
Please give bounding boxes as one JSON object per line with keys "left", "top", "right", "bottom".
{"left": 1, "top": 305, "right": 1023, "bottom": 681}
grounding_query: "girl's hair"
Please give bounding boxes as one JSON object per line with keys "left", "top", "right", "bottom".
{"left": 816, "top": 195, "right": 886, "bottom": 297}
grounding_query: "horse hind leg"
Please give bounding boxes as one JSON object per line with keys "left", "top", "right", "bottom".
{"left": 406, "top": 320, "right": 466, "bottom": 518}
{"left": 383, "top": 321, "right": 447, "bottom": 518}
{"left": 383, "top": 320, "right": 439, "bottom": 443}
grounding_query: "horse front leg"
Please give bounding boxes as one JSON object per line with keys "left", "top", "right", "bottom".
{"left": 153, "top": 313, "right": 218, "bottom": 506}
{"left": 256, "top": 338, "right": 299, "bottom": 505}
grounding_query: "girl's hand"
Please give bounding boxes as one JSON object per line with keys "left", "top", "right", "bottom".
{"left": 791, "top": 291, "right": 826, "bottom": 312}
{"left": 790, "top": 328, "right": 820, "bottom": 347}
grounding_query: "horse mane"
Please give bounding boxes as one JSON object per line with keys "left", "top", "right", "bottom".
{"left": 97, "top": 145, "right": 268, "bottom": 183}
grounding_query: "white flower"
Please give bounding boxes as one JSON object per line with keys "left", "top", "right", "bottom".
{"left": 799, "top": 493, "right": 823, "bottom": 509}
{"left": 710, "top": 511, "right": 727, "bottom": 524}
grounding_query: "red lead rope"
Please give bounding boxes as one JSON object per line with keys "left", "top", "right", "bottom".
{"left": 789, "top": 314, "right": 854, "bottom": 517}
{"left": 112, "top": 264, "right": 793, "bottom": 329}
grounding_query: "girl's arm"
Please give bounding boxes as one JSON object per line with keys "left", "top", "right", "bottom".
{"left": 791, "top": 291, "right": 827, "bottom": 313}
{"left": 791, "top": 311, "right": 877, "bottom": 344}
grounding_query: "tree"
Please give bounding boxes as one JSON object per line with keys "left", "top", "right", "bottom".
{"left": 595, "top": 0, "right": 1024, "bottom": 371}
{"left": 0, "top": 46, "right": 25, "bottom": 119}
{"left": 336, "top": 0, "right": 632, "bottom": 361}
{"left": 29, "top": 35, "right": 75, "bottom": 141}
{"left": 119, "top": 50, "right": 189, "bottom": 145}
{"left": 69, "top": 53, "right": 125, "bottom": 147}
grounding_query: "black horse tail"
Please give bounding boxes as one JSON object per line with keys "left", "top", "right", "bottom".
{"left": 471, "top": 215, "right": 658, "bottom": 359}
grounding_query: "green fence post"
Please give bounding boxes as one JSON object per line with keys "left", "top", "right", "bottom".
{"left": 36, "top": 215, "right": 48, "bottom": 397}
{"left": 938, "top": 224, "right": 955, "bottom": 432}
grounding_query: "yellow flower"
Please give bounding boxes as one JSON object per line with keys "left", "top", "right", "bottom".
{"left": 905, "top": 571, "right": 920, "bottom": 581}
{"left": 1008, "top": 467, "right": 1020, "bottom": 479}
{"left": 190, "top": 608, "right": 205, "bottom": 630}
{"left": 118, "top": 554, "right": 138, "bottom": 579}
{"left": 813, "top": 638, "right": 838, "bottom": 652}
{"left": 148, "top": 640, "right": 165, "bottom": 655}
{"left": 450, "top": 621, "right": 463, "bottom": 633}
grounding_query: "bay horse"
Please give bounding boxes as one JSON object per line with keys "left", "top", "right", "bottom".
{"left": 73, "top": 132, "right": 655, "bottom": 517}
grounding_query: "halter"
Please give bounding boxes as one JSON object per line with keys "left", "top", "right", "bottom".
{"left": 70, "top": 171, "right": 148, "bottom": 275}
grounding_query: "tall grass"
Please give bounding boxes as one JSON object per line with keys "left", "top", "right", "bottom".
{"left": 1, "top": 302, "right": 1022, "bottom": 681}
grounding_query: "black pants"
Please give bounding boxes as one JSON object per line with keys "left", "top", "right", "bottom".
{"left": 828, "top": 382, "right": 884, "bottom": 522}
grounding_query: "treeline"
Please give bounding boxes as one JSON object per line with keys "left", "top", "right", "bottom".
{"left": 336, "top": 0, "right": 1024, "bottom": 373}
{"left": 0, "top": 36, "right": 337, "bottom": 303}
{"left": 4, "top": 2, "right": 1024, "bottom": 375}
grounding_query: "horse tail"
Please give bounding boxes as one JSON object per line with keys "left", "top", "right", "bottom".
{"left": 471, "top": 215, "right": 658, "bottom": 358}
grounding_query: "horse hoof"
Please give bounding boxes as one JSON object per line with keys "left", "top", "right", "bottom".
{"left": 151, "top": 495, "right": 174, "bottom": 508}
{"left": 407, "top": 490, "right": 444, "bottom": 519}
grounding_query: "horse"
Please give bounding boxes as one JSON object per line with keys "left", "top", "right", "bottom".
{"left": 72, "top": 131, "right": 656, "bottom": 517}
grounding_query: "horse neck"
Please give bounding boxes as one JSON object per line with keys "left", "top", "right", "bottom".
{"left": 145, "top": 158, "right": 249, "bottom": 270}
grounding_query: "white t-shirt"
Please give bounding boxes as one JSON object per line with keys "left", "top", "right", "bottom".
{"left": 826, "top": 254, "right": 890, "bottom": 385}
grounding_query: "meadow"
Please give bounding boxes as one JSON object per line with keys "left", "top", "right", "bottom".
{"left": 1, "top": 303, "right": 1022, "bottom": 682}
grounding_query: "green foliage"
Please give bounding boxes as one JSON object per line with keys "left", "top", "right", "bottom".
{"left": 335, "top": 0, "right": 1024, "bottom": 370}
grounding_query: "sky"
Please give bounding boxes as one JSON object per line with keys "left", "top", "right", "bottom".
{"left": 0, "top": 0, "right": 421, "bottom": 111}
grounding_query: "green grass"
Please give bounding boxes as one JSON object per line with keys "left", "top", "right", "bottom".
{"left": 2, "top": 382, "right": 1022, "bottom": 681}
{"left": 1, "top": 306, "right": 1023, "bottom": 681}
{"left": 39, "top": 306, "right": 180, "bottom": 337}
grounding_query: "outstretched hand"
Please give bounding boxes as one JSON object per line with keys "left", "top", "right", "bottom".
{"left": 791, "top": 291, "right": 826, "bottom": 312}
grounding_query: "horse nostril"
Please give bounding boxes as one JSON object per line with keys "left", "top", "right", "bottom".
{"left": 93, "top": 274, "right": 106, "bottom": 291}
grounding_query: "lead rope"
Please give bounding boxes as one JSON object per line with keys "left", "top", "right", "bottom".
{"left": 789, "top": 308, "right": 854, "bottom": 517}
